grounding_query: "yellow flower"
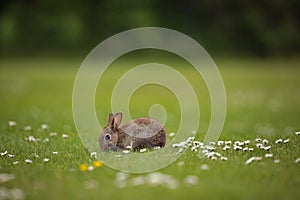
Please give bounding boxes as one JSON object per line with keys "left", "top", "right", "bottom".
{"left": 80, "top": 164, "right": 88, "bottom": 172}
{"left": 93, "top": 161, "right": 102, "bottom": 168}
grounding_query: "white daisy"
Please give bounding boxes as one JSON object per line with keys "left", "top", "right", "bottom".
{"left": 25, "top": 159, "right": 32, "bottom": 164}
{"left": 8, "top": 121, "right": 17, "bottom": 127}
{"left": 41, "top": 124, "right": 48, "bottom": 130}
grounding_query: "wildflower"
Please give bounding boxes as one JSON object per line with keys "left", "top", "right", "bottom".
{"left": 172, "top": 143, "right": 181, "bottom": 148}
{"left": 28, "top": 136, "right": 36, "bottom": 142}
{"left": 25, "top": 159, "right": 32, "bottom": 164}
{"left": 80, "top": 164, "right": 88, "bottom": 172}
{"left": 191, "top": 146, "right": 198, "bottom": 152}
{"left": 283, "top": 139, "right": 289, "bottom": 143}
{"left": 245, "top": 157, "right": 262, "bottom": 165}
{"left": 200, "top": 164, "right": 209, "bottom": 171}
{"left": 0, "top": 173, "right": 15, "bottom": 183}
{"left": 140, "top": 148, "right": 147, "bottom": 153}
{"left": 256, "top": 143, "right": 263, "bottom": 148}
{"left": 87, "top": 166, "right": 94, "bottom": 171}
{"left": 122, "top": 150, "right": 130, "bottom": 154}
{"left": 265, "top": 153, "right": 273, "bottom": 158}
{"left": 13, "top": 161, "right": 19, "bottom": 165}
{"left": 0, "top": 151, "right": 8, "bottom": 156}
{"left": 8, "top": 154, "right": 14, "bottom": 158}
{"left": 217, "top": 141, "right": 224, "bottom": 146}
{"left": 221, "top": 156, "right": 228, "bottom": 161}
{"left": 24, "top": 126, "right": 32, "bottom": 131}
{"left": 295, "top": 131, "right": 300, "bottom": 136}
{"left": 43, "top": 158, "right": 50, "bottom": 162}
{"left": 92, "top": 161, "right": 102, "bottom": 168}
{"left": 210, "top": 156, "right": 217, "bottom": 161}
{"left": 169, "top": 132, "right": 175, "bottom": 137}
{"left": 8, "top": 121, "right": 17, "bottom": 127}
{"left": 83, "top": 180, "right": 99, "bottom": 189}
{"left": 90, "top": 152, "right": 97, "bottom": 158}
{"left": 52, "top": 151, "right": 58, "bottom": 155}
{"left": 131, "top": 176, "right": 145, "bottom": 186}
{"left": 244, "top": 140, "right": 251, "bottom": 145}
{"left": 243, "top": 147, "right": 249, "bottom": 151}
{"left": 248, "top": 148, "right": 254, "bottom": 151}
{"left": 255, "top": 138, "right": 262, "bottom": 142}
{"left": 184, "top": 175, "right": 198, "bottom": 186}
{"left": 262, "top": 139, "right": 269, "bottom": 144}
{"left": 222, "top": 145, "right": 230, "bottom": 151}
{"left": 274, "top": 159, "right": 280, "bottom": 163}
{"left": 43, "top": 138, "right": 49, "bottom": 143}
{"left": 50, "top": 132, "right": 57, "bottom": 137}
{"left": 233, "top": 145, "right": 242, "bottom": 151}
{"left": 295, "top": 158, "right": 300, "bottom": 164}
{"left": 275, "top": 139, "right": 283, "bottom": 144}
{"left": 62, "top": 134, "right": 68, "bottom": 139}
{"left": 41, "top": 124, "right": 48, "bottom": 130}
{"left": 264, "top": 146, "right": 271, "bottom": 150}
{"left": 225, "top": 140, "right": 232, "bottom": 145}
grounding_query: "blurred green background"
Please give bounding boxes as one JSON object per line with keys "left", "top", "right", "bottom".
{"left": 1, "top": 0, "right": 299, "bottom": 57}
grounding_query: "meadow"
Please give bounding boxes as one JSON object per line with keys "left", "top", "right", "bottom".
{"left": 0, "top": 56, "right": 300, "bottom": 200}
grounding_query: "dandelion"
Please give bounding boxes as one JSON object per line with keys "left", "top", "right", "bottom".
{"left": 41, "top": 124, "right": 48, "bottom": 130}
{"left": 52, "top": 151, "right": 58, "bottom": 155}
{"left": 43, "top": 158, "right": 50, "bottom": 162}
{"left": 295, "top": 131, "right": 300, "bottom": 136}
{"left": 8, "top": 121, "right": 17, "bottom": 127}
{"left": 80, "top": 164, "right": 88, "bottom": 172}
{"left": 24, "top": 126, "right": 32, "bottom": 131}
{"left": 50, "top": 132, "right": 57, "bottom": 137}
{"left": 275, "top": 139, "right": 283, "bottom": 144}
{"left": 200, "top": 164, "right": 209, "bottom": 171}
{"left": 62, "top": 134, "right": 68, "bottom": 139}
{"left": 283, "top": 139, "right": 289, "bottom": 143}
{"left": 295, "top": 158, "right": 300, "bottom": 164}
{"left": 169, "top": 132, "right": 175, "bottom": 137}
{"left": 274, "top": 159, "right": 280, "bottom": 163}
{"left": 92, "top": 161, "right": 102, "bottom": 168}
{"left": 25, "top": 159, "right": 32, "bottom": 164}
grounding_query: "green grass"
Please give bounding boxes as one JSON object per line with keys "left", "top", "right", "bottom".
{"left": 0, "top": 57, "right": 300, "bottom": 200}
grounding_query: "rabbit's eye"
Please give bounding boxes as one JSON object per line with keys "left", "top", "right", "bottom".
{"left": 105, "top": 134, "right": 111, "bottom": 140}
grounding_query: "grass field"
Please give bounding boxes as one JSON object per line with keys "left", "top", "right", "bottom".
{"left": 0, "top": 56, "right": 300, "bottom": 200}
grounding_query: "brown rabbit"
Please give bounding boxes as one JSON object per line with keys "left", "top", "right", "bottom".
{"left": 99, "top": 112, "right": 166, "bottom": 151}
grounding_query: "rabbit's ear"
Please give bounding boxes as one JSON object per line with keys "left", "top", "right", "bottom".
{"left": 113, "top": 112, "right": 123, "bottom": 128}
{"left": 108, "top": 113, "right": 114, "bottom": 125}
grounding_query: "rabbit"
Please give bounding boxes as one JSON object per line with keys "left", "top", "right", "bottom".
{"left": 99, "top": 112, "right": 166, "bottom": 151}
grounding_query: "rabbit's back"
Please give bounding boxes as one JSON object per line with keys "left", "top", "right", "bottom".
{"left": 117, "top": 118, "right": 166, "bottom": 150}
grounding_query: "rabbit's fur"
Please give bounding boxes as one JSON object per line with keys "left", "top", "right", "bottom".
{"left": 99, "top": 112, "right": 166, "bottom": 151}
